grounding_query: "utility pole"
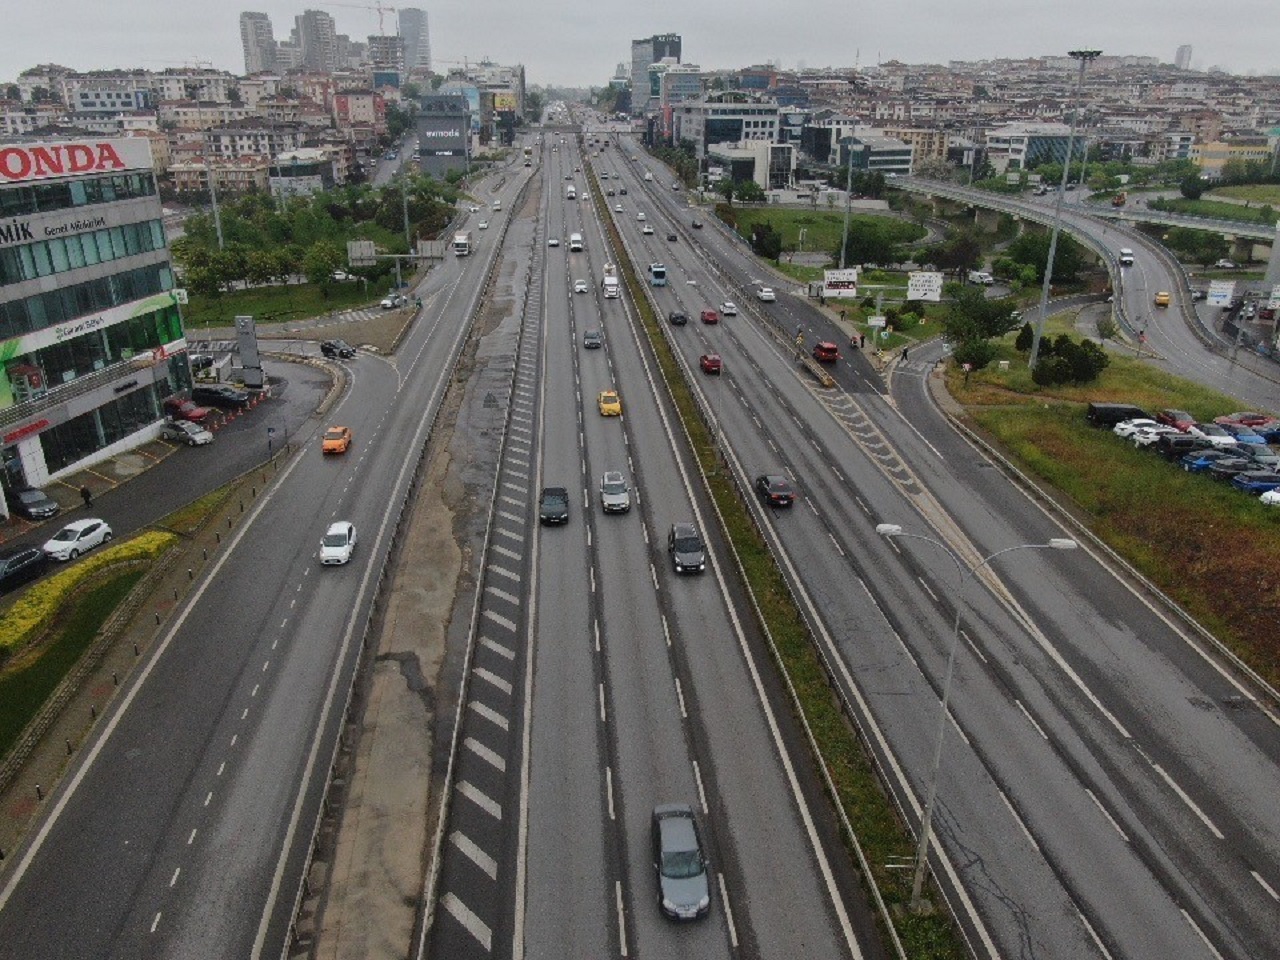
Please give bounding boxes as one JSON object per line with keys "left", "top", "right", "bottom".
{"left": 1029, "top": 49, "right": 1101, "bottom": 370}
{"left": 839, "top": 143, "right": 854, "bottom": 269}
{"left": 208, "top": 164, "right": 224, "bottom": 251}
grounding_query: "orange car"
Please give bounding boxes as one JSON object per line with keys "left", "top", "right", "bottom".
{"left": 322, "top": 426, "right": 353, "bottom": 454}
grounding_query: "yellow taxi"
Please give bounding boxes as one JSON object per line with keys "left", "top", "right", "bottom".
{"left": 597, "top": 390, "right": 622, "bottom": 416}
{"left": 1154, "top": 291, "right": 1171, "bottom": 307}
{"left": 322, "top": 426, "right": 353, "bottom": 454}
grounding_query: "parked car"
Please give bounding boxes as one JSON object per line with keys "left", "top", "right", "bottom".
{"left": 699, "top": 309, "right": 719, "bottom": 325}
{"left": 597, "top": 390, "right": 622, "bottom": 416}
{"left": 652, "top": 803, "right": 711, "bottom": 920}
{"left": 1260, "top": 488, "right": 1280, "bottom": 506}
{"left": 812, "top": 341, "right": 841, "bottom": 363}
{"left": 539, "top": 486, "right": 570, "bottom": 525}
{"left": 1214, "top": 259, "right": 1238, "bottom": 269}
{"left": 599, "top": 471, "right": 632, "bottom": 513}
{"left": 1215, "top": 411, "right": 1278, "bottom": 429}
{"left": 1231, "top": 471, "right": 1280, "bottom": 494}
{"left": 1154, "top": 409, "right": 1195, "bottom": 432}
{"left": 1215, "top": 423, "right": 1267, "bottom": 446}
{"left": 1132, "top": 425, "right": 1180, "bottom": 448}
{"left": 1207, "top": 458, "right": 1256, "bottom": 482}
{"left": 189, "top": 353, "right": 215, "bottom": 372}
{"left": 0, "top": 547, "right": 50, "bottom": 593}
{"left": 1113, "top": 418, "right": 1162, "bottom": 440}
{"left": 191, "top": 384, "right": 251, "bottom": 409}
{"left": 583, "top": 329, "right": 603, "bottom": 349}
{"left": 1086, "top": 402, "right": 1151, "bottom": 428}
{"left": 699, "top": 353, "right": 722, "bottom": 374}
{"left": 6, "top": 487, "right": 61, "bottom": 521}
{"left": 1239, "top": 445, "right": 1280, "bottom": 470}
{"left": 1181, "top": 449, "right": 1245, "bottom": 473}
{"left": 322, "top": 426, "right": 353, "bottom": 454}
{"left": 321, "top": 339, "right": 356, "bottom": 359}
{"left": 42, "top": 518, "right": 113, "bottom": 561}
{"left": 319, "top": 521, "right": 357, "bottom": 565}
{"left": 1187, "top": 423, "right": 1239, "bottom": 448}
{"left": 163, "top": 397, "right": 212, "bottom": 423}
{"left": 755, "top": 474, "right": 796, "bottom": 507}
{"left": 668, "top": 523, "right": 706, "bottom": 574}
{"left": 160, "top": 419, "right": 213, "bottom": 446}
{"left": 756, "top": 287, "right": 776, "bottom": 302}
{"left": 668, "top": 310, "right": 689, "bottom": 326}
{"left": 1154, "top": 433, "right": 1212, "bottom": 461}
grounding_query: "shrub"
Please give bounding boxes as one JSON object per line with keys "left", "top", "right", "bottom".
{"left": 952, "top": 339, "right": 998, "bottom": 370}
{"left": 1015, "top": 321, "right": 1034, "bottom": 352}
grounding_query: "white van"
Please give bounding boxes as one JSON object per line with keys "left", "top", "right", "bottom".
{"left": 1118, "top": 248, "right": 1135, "bottom": 267}
{"left": 967, "top": 270, "right": 994, "bottom": 285}
{"left": 569, "top": 232, "right": 583, "bottom": 252}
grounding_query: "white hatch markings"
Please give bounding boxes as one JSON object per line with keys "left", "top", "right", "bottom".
{"left": 499, "top": 494, "right": 523, "bottom": 508}
{"left": 484, "top": 585, "right": 521, "bottom": 605}
{"left": 169, "top": 867, "right": 181, "bottom": 888}
{"left": 458, "top": 780, "right": 502, "bottom": 820}
{"left": 483, "top": 609, "right": 517, "bottom": 632}
{"left": 1251, "top": 870, "right": 1279, "bottom": 901}
{"left": 442, "top": 892, "right": 493, "bottom": 951}
{"left": 490, "top": 544, "right": 522, "bottom": 562}
{"left": 1152, "top": 764, "right": 1224, "bottom": 838}
{"left": 599, "top": 684, "right": 607, "bottom": 722}
{"left": 474, "top": 667, "right": 513, "bottom": 696}
{"left": 606, "top": 766, "right": 616, "bottom": 819}
{"left": 451, "top": 831, "right": 498, "bottom": 880}
{"left": 719, "top": 875, "right": 739, "bottom": 949}
{"left": 489, "top": 564, "right": 521, "bottom": 583}
{"left": 1181, "top": 910, "right": 1226, "bottom": 960}
{"left": 150, "top": 912, "right": 162, "bottom": 934}
{"left": 999, "top": 790, "right": 1039, "bottom": 852}
{"left": 465, "top": 737, "right": 507, "bottom": 773}
{"left": 506, "top": 468, "right": 529, "bottom": 481}
{"left": 497, "top": 510, "right": 523, "bottom": 524}
{"left": 1014, "top": 699, "right": 1048, "bottom": 739}
{"left": 674, "top": 679, "right": 688, "bottom": 718}
{"left": 615, "top": 881, "right": 629, "bottom": 958}
{"left": 469, "top": 700, "right": 510, "bottom": 732}
{"left": 480, "top": 636, "right": 516, "bottom": 660}
{"left": 501, "top": 481, "right": 525, "bottom": 494}
{"left": 1085, "top": 789, "right": 1130, "bottom": 842}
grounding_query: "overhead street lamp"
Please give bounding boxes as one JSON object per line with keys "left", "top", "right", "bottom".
{"left": 1028, "top": 48, "right": 1102, "bottom": 370}
{"left": 874, "top": 523, "right": 1079, "bottom": 907}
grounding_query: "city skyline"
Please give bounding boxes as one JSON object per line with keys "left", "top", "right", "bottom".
{"left": 2, "top": 1, "right": 1279, "bottom": 87}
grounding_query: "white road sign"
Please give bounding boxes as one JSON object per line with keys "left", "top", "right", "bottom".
{"left": 907, "top": 271, "right": 944, "bottom": 302}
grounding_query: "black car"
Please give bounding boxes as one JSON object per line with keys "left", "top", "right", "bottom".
{"left": 691, "top": 220, "right": 704, "bottom": 229}
{"left": 1240, "top": 445, "right": 1280, "bottom": 470}
{"left": 539, "top": 486, "right": 570, "bottom": 525}
{"left": 1153, "top": 433, "right": 1213, "bottom": 462}
{"left": 618, "top": 187, "right": 627, "bottom": 195}
{"left": 1206, "top": 458, "right": 1254, "bottom": 482}
{"left": 755, "top": 474, "right": 796, "bottom": 507}
{"left": 321, "top": 339, "right": 356, "bottom": 359}
{"left": 583, "top": 329, "right": 603, "bottom": 349}
{"left": 667, "top": 233, "right": 678, "bottom": 242}
{"left": 0, "top": 547, "right": 49, "bottom": 593}
{"left": 668, "top": 523, "right": 705, "bottom": 574}
{"left": 667, "top": 310, "right": 689, "bottom": 326}
{"left": 6, "top": 487, "right": 61, "bottom": 521}
{"left": 190, "top": 384, "right": 251, "bottom": 409}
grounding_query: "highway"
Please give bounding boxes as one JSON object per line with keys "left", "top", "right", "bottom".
{"left": 571, "top": 135, "right": 1280, "bottom": 959}
{"left": 0, "top": 162, "right": 527, "bottom": 959}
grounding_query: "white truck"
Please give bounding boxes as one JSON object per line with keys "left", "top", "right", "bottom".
{"left": 1118, "top": 248, "right": 1135, "bottom": 267}
{"left": 453, "top": 231, "right": 473, "bottom": 256}
{"left": 601, "top": 263, "right": 620, "bottom": 299}
{"left": 566, "top": 184, "right": 576, "bottom": 200}
{"left": 967, "top": 269, "right": 994, "bottom": 285}
{"left": 569, "top": 232, "right": 584, "bottom": 252}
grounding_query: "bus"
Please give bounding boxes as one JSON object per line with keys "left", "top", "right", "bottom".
{"left": 649, "top": 263, "right": 667, "bottom": 287}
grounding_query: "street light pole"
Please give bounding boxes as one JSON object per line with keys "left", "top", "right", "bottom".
{"left": 875, "top": 523, "right": 1078, "bottom": 906}
{"left": 1028, "top": 49, "right": 1101, "bottom": 370}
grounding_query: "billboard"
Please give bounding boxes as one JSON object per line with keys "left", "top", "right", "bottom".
{"left": 907, "top": 271, "right": 944, "bottom": 302}
{"left": 493, "top": 92, "right": 517, "bottom": 112}
{"left": 1206, "top": 280, "right": 1235, "bottom": 307}
{"left": 822, "top": 268, "right": 859, "bottom": 299}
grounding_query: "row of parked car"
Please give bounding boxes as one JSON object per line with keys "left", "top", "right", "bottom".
{"left": 1091, "top": 402, "right": 1280, "bottom": 501}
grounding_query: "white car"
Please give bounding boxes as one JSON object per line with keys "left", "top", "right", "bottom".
{"left": 548, "top": 237, "right": 560, "bottom": 247}
{"left": 1260, "top": 489, "right": 1280, "bottom": 506}
{"left": 615, "top": 203, "right": 624, "bottom": 212}
{"left": 720, "top": 301, "right": 739, "bottom": 316}
{"left": 1112, "top": 418, "right": 1161, "bottom": 440}
{"left": 478, "top": 221, "right": 489, "bottom": 230}
{"left": 1214, "top": 259, "right": 1238, "bottom": 269}
{"left": 1188, "top": 422, "right": 1240, "bottom": 448}
{"left": 43, "top": 518, "right": 113, "bottom": 561}
{"left": 757, "top": 287, "right": 776, "bottom": 302}
{"left": 1131, "top": 425, "right": 1179, "bottom": 448}
{"left": 636, "top": 212, "right": 646, "bottom": 221}
{"left": 331, "top": 270, "right": 353, "bottom": 281}
{"left": 320, "top": 521, "right": 357, "bottom": 565}
{"left": 380, "top": 294, "right": 407, "bottom": 309}
{"left": 468, "top": 205, "right": 480, "bottom": 213}
{"left": 574, "top": 279, "right": 589, "bottom": 293}
{"left": 642, "top": 225, "right": 654, "bottom": 235}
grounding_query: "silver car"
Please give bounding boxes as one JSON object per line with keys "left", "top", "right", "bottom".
{"left": 599, "top": 471, "right": 631, "bottom": 513}
{"left": 652, "top": 803, "right": 711, "bottom": 920}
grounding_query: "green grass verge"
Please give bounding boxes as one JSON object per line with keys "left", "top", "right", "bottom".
{"left": 182, "top": 281, "right": 386, "bottom": 329}
{"left": 1151, "top": 196, "right": 1275, "bottom": 224}
{"left": 595, "top": 180, "right": 964, "bottom": 957}
{"left": 156, "top": 487, "right": 235, "bottom": 536}
{"left": 724, "top": 207, "right": 926, "bottom": 253}
{"left": 0, "top": 570, "right": 144, "bottom": 758}
{"left": 1210, "top": 184, "right": 1280, "bottom": 206}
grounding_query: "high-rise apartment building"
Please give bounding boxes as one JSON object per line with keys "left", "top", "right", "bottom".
{"left": 399, "top": 8, "right": 432, "bottom": 73}
{"left": 295, "top": 10, "right": 338, "bottom": 74}
{"left": 630, "top": 34, "right": 681, "bottom": 116}
{"left": 1175, "top": 44, "right": 1193, "bottom": 70}
{"left": 240, "top": 12, "right": 277, "bottom": 74}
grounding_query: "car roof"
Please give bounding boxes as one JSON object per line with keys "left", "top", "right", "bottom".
{"left": 326, "top": 521, "right": 352, "bottom": 534}
{"left": 671, "top": 522, "right": 697, "bottom": 537}
{"left": 59, "top": 518, "right": 102, "bottom": 532}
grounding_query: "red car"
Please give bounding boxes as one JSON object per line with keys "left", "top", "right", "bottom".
{"left": 1215, "top": 411, "right": 1278, "bottom": 429}
{"left": 755, "top": 474, "right": 795, "bottom": 507}
{"left": 699, "top": 353, "right": 722, "bottom": 374}
{"left": 164, "top": 397, "right": 213, "bottom": 423}
{"left": 812, "top": 341, "right": 841, "bottom": 363}
{"left": 700, "top": 309, "right": 720, "bottom": 325}
{"left": 1154, "top": 409, "right": 1195, "bottom": 432}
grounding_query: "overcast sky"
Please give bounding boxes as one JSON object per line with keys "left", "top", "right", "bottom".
{"left": 3, "top": 1, "right": 1278, "bottom": 88}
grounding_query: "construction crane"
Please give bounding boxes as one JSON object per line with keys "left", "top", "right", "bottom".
{"left": 321, "top": 1, "right": 398, "bottom": 37}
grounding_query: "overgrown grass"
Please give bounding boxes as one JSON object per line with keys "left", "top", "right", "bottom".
{"left": 724, "top": 207, "right": 925, "bottom": 254}
{"left": 182, "top": 281, "right": 386, "bottom": 329}
{"left": 1150, "top": 196, "right": 1275, "bottom": 224}
{"left": 0, "top": 570, "right": 143, "bottom": 757}
{"left": 156, "top": 487, "right": 234, "bottom": 536}
{"left": 1211, "top": 184, "right": 1280, "bottom": 206}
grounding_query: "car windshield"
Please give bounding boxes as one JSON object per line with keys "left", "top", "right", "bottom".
{"left": 324, "top": 430, "right": 345, "bottom": 441}
{"left": 322, "top": 532, "right": 348, "bottom": 547}
{"left": 603, "top": 478, "right": 626, "bottom": 495}
{"left": 50, "top": 527, "right": 77, "bottom": 543}
{"left": 674, "top": 536, "right": 701, "bottom": 553}
{"left": 17, "top": 491, "right": 43, "bottom": 504}
{"left": 661, "top": 848, "right": 703, "bottom": 879}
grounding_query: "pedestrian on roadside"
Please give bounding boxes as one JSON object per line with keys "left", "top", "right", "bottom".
{"left": 902, "top": 347, "right": 909, "bottom": 362}
{"left": 80, "top": 485, "right": 92, "bottom": 508}
{"left": 859, "top": 333, "right": 866, "bottom": 349}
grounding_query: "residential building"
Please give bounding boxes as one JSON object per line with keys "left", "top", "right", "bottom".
{"left": 241, "top": 12, "right": 278, "bottom": 75}
{"left": 169, "top": 155, "right": 271, "bottom": 194}
{"left": 0, "top": 137, "right": 190, "bottom": 496}
{"left": 879, "top": 126, "right": 948, "bottom": 165}
{"left": 984, "top": 122, "right": 1072, "bottom": 172}
{"left": 399, "top": 8, "right": 431, "bottom": 74}
{"left": 1191, "top": 137, "right": 1273, "bottom": 177}
{"left": 333, "top": 91, "right": 386, "bottom": 135}
{"left": 630, "top": 34, "right": 681, "bottom": 116}
{"left": 367, "top": 35, "right": 404, "bottom": 71}
{"left": 294, "top": 10, "right": 338, "bottom": 74}
{"left": 151, "top": 71, "right": 234, "bottom": 105}
{"left": 202, "top": 119, "right": 308, "bottom": 160}
{"left": 269, "top": 148, "right": 334, "bottom": 198}
{"left": 1175, "top": 45, "right": 1193, "bottom": 71}
{"left": 842, "top": 135, "right": 914, "bottom": 176}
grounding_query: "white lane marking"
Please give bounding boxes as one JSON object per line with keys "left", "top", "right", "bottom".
{"left": 458, "top": 780, "right": 502, "bottom": 820}
{"left": 491, "top": 544, "right": 522, "bottom": 562}
{"left": 169, "top": 867, "right": 181, "bottom": 888}
{"left": 594, "top": 619, "right": 601, "bottom": 653}
{"left": 187, "top": 829, "right": 197, "bottom": 845}
{"left": 1152, "top": 763, "right": 1224, "bottom": 839}
{"left": 261, "top": 660, "right": 270, "bottom": 673}
{"left": 251, "top": 684, "right": 259, "bottom": 698}
{"left": 692, "top": 760, "right": 708, "bottom": 815}
{"left": 217, "top": 762, "right": 225, "bottom": 777}
{"left": 1014, "top": 699, "right": 1049, "bottom": 740}
{"left": 150, "top": 912, "right": 162, "bottom": 933}
{"left": 474, "top": 667, "right": 513, "bottom": 696}
{"left": 1085, "top": 789, "right": 1130, "bottom": 842}
{"left": 589, "top": 566, "right": 596, "bottom": 593}
{"left": 661, "top": 615, "right": 671, "bottom": 648}
{"left": 484, "top": 585, "right": 521, "bottom": 605}
{"left": 599, "top": 683, "right": 607, "bottom": 723}
{"left": 465, "top": 737, "right": 507, "bottom": 773}
{"left": 1181, "top": 909, "right": 1225, "bottom": 960}
{"left": 489, "top": 564, "right": 521, "bottom": 583}
{"left": 451, "top": 831, "right": 498, "bottom": 880}
{"left": 606, "top": 766, "right": 616, "bottom": 820}
{"left": 615, "top": 881, "right": 628, "bottom": 958}
{"left": 1078, "top": 910, "right": 1115, "bottom": 960}
{"left": 674, "top": 678, "right": 687, "bottom": 718}
{"left": 481, "top": 636, "right": 516, "bottom": 661}
{"left": 1251, "top": 870, "right": 1279, "bottom": 901}
{"left": 719, "top": 875, "right": 739, "bottom": 948}
{"left": 999, "top": 790, "right": 1039, "bottom": 852}
{"left": 496, "top": 528, "right": 525, "bottom": 543}
{"left": 204, "top": 791, "right": 213, "bottom": 807}
{"left": 469, "top": 700, "right": 510, "bottom": 732}
{"left": 828, "top": 533, "right": 845, "bottom": 557}
{"left": 442, "top": 892, "right": 492, "bottom": 951}
{"left": 917, "top": 576, "right": 938, "bottom": 604}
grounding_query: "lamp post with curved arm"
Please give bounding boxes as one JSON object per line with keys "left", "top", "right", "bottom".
{"left": 875, "top": 523, "right": 1079, "bottom": 906}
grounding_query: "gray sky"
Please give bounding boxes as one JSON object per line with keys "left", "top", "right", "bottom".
{"left": 3, "top": 1, "right": 1278, "bottom": 88}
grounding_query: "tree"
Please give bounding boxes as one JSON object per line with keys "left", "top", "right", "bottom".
{"left": 1180, "top": 175, "right": 1205, "bottom": 200}
{"left": 245, "top": 250, "right": 278, "bottom": 286}
{"left": 941, "top": 288, "right": 1023, "bottom": 346}
{"left": 736, "top": 179, "right": 765, "bottom": 203}
{"left": 834, "top": 221, "right": 899, "bottom": 267}
{"left": 716, "top": 179, "right": 735, "bottom": 205}
{"left": 751, "top": 222, "right": 783, "bottom": 261}
{"left": 1015, "top": 322, "right": 1034, "bottom": 352}
{"left": 930, "top": 231, "right": 982, "bottom": 275}
{"left": 303, "top": 242, "right": 345, "bottom": 290}
{"left": 1003, "top": 231, "right": 1085, "bottom": 283}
